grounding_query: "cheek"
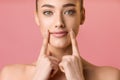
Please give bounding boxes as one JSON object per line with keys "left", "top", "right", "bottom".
{"left": 73, "top": 26, "right": 80, "bottom": 37}
{"left": 65, "top": 18, "right": 80, "bottom": 36}
{"left": 39, "top": 17, "right": 54, "bottom": 37}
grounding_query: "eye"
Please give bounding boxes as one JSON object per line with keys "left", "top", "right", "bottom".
{"left": 64, "top": 10, "right": 76, "bottom": 15}
{"left": 43, "top": 11, "right": 53, "bottom": 16}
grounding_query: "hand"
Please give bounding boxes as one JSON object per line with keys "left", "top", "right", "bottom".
{"left": 33, "top": 30, "right": 60, "bottom": 80}
{"left": 59, "top": 29, "right": 85, "bottom": 80}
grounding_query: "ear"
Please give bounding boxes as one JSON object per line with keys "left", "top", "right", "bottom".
{"left": 34, "top": 11, "right": 40, "bottom": 26}
{"left": 80, "top": 8, "right": 85, "bottom": 25}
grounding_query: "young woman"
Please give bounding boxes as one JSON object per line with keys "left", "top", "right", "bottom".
{"left": 0, "top": 0, "right": 120, "bottom": 80}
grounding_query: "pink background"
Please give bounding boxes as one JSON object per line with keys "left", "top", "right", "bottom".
{"left": 0, "top": 0, "right": 120, "bottom": 69}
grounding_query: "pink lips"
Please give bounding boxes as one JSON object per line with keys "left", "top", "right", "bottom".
{"left": 50, "top": 31, "right": 68, "bottom": 38}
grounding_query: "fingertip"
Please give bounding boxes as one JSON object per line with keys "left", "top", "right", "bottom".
{"left": 45, "top": 30, "right": 49, "bottom": 38}
{"left": 70, "top": 29, "right": 73, "bottom": 38}
{"left": 47, "top": 30, "right": 50, "bottom": 43}
{"left": 70, "top": 29, "right": 73, "bottom": 34}
{"left": 70, "top": 29, "right": 76, "bottom": 40}
{"left": 44, "top": 30, "right": 50, "bottom": 43}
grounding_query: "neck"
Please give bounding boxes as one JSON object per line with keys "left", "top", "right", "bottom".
{"left": 48, "top": 44, "right": 72, "bottom": 60}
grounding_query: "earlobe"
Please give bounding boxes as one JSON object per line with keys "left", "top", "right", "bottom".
{"left": 34, "top": 12, "right": 40, "bottom": 26}
{"left": 80, "top": 8, "right": 85, "bottom": 25}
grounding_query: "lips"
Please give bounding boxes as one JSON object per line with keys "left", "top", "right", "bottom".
{"left": 50, "top": 31, "right": 68, "bottom": 38}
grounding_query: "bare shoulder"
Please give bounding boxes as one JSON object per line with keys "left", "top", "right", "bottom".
{"left": 81, "top": 58, "right": 120, "bottom": 80}
{"left": 94, "top": 66, "right": 120, "bottom": 80}
{"left": 0, "top": 64, "right": 35, "bottom": 80}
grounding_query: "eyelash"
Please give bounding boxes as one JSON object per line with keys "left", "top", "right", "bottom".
{"left": 43, "top": 9, "right": 76, "bottom": 16}
{"left": 43, "top": 11, "right": 53, "bottom": 16}
{"left": 64, "top": 10, "right": 76, "bottom": 15}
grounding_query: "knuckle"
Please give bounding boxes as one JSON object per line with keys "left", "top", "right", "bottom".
{"left": 44, "top": 57, "right": 51, "bottom": 65}
{"left": 47, "top": 61, "right": 51, "bottom": 66}
{"left": 62, "top": 55, "right": 71, "bottom": 60}
{"left": 59, "top": 62, "right": 62, "bottom": 66}
{"left": 64, "top": 60, "right": 71, "bottom": 66}
{"left": 72, "top": 56, "right": 78, "bottom": 61}
{"left": 62, "top": 56, "right": 67, "bottom": 59}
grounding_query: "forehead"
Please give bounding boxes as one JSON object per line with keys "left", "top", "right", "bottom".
{"left": 38, "top": 0, "right": 80, "bottom": 8}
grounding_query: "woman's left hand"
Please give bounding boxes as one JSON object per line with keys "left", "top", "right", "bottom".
{"left": 59, "top": 30, "right": 85, "bottom": 80}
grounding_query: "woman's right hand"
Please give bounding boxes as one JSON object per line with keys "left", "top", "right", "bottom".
{"left": 33, "top": 31, "right": 60, "bottom": 80}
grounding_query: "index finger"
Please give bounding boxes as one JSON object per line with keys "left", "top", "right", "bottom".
{"left": 36, "top": 30, "right": 49, "bottom": 65}
{"left": 40, "top": 30, "right": 49, "bottom": 56}
{"left": 70, "top": 29, "right": 80, "bottom": 57}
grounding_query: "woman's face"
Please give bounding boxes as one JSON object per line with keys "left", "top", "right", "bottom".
{"left": 35, "top": 0, "right": 84, "bottom": 48}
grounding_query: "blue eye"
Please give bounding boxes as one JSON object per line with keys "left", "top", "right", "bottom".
{"left": 64, "top": 10, "right": 76, "bottom": 15}
{"left": 43, "top": 11, "right": 53, "bottom": 16}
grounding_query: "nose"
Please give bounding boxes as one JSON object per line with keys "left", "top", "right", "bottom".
{"left": 55, "top": 14, "right": 65, "bottom": 28}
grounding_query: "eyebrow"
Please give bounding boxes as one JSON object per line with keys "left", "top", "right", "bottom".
{"left": 63, "top": 3, "right": 76, "bottom": 7}
{"left": 41, "top": 4, "right": 54, "bottom": 8}
{"left": 41, "top": 3, "right": 76, "bottom": 8}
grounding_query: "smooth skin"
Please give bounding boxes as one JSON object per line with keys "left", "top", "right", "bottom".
{"left": 0, "top": 0, "right": 120, "bottom": 80}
